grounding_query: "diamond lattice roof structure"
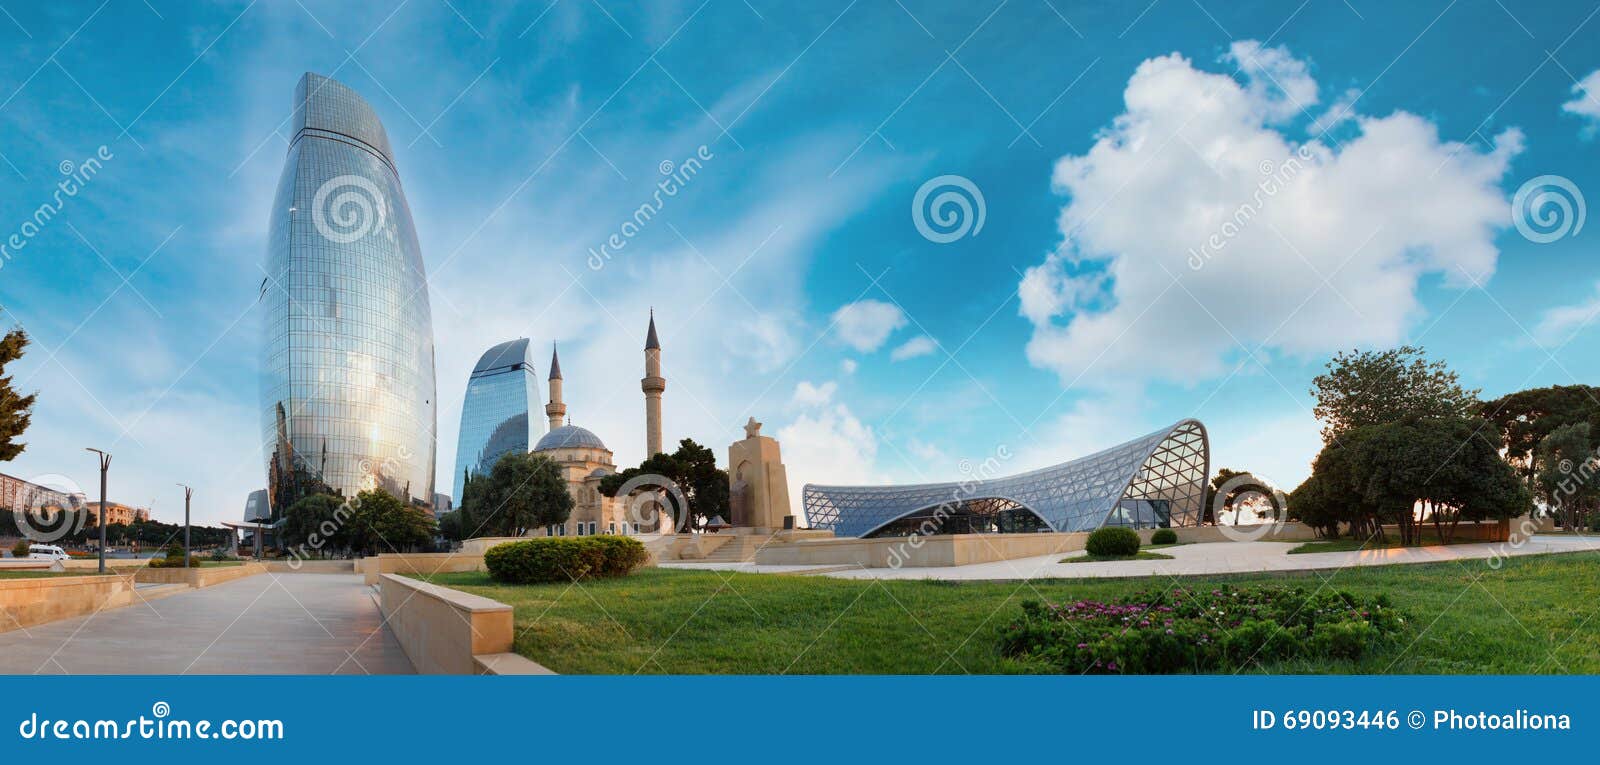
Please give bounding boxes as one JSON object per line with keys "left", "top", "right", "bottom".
{"left": 803, "top": 420, "right": 1210, "bottom": 537}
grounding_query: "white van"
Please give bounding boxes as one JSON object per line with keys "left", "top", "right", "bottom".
{"left": 26, "top": 544, "right": 69, "bottom": 561}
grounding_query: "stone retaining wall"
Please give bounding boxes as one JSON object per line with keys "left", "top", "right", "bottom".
{"left": 377, "top": 573, "right": 547, "bottom": 674}
{"left": 133, "top": 562, "right": 266, "bottom": 587}
{"left": 361, "top": 553, "right": 485, "bottom": 585}
{"left": 459, "top": 537, "right": 525, "bottom": 556}
{"left": 264, "top": 559, "right": 355, "bottom": 574}
{"left": 0, "top": 574, "right": 141, "bottom": 633}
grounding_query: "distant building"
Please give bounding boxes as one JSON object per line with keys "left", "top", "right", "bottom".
{"left": 243, "top": 489, "right": 271, "bottom": 523}
{"left": 0, "top": 472, "right": 86, "bottom": 514}
{"left": 805, "top": 420, "right": 1210, "bottom": 537}
{"left": 83, "top": 501, "right": 150, "bottom": 526}
{"left": 453, "top": 338, "right": 542, "bottom": 502}
{"left": 431, "top": 493, "right": 452, "bottom": 515}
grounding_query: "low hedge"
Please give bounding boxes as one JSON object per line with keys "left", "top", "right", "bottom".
{"left": 998, "top": 585, "right": 1405, "bottom": 673}
{"left": 1150, "top": 528, "right": 1178, "bottom": 545}
{"left": 1085, "top": 527, "right": 1140, "bottom": 556}
{"left": 485, "top": 536, "right": 649, "bottom": 584}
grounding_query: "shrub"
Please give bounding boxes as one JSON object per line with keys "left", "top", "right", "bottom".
{"left": 485, "top": 536, "right": 649, "bottom": 584}
{"left": 587, "top": 535, "right": 650, "bottom": 577}
{"left": 11, "top": 538, "right": 30, "bottom": 557}
{"left": 997, "top": 585, "right": 1405, "bottom": 673}
{"left": 1150, "top": 528, "right": 1178, "bottom": 545}
{"left": 1085, "top": 527, "right": 1140, "bottom": 556}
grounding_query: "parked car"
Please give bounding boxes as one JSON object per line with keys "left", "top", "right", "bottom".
{"left": 27, "top": 544, "right": 70, "bottom": 562}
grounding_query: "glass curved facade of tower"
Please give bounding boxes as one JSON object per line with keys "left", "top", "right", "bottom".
{"left": 452, "top": 338, "right": 543, "bottom": 501}
{"left": 261, "top": 72, "right": 437, "bottom": 514}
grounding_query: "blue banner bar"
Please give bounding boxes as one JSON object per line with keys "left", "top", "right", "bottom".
{"left": 2, "top": 676, "right": 1589, "bottom": 762}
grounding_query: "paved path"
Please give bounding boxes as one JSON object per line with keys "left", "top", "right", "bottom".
{"left": 0, "top": 573, "right": 413, "bottom": 675}
{"left": 661, "top": 534, "right": 1600, "bottom": 582}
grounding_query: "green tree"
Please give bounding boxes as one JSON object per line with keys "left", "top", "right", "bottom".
{"left": 1534, "top": 422, "right": 1599, "bottom": 532}
{"left": 598, "top": 438, "right": 728, "bottom": 532}
{"left": 436, "top": 509, "right": 467, "bottom": 543}
{"left": 1309, "top": 346, "right": 1480, "bottom": 444}
{"left": 1287, "top": 471, "right": 1341, "bottom": 539}
{"left": 1297, "top": 416, "right": 1529, "bottom": 546}
{"left": 0, "top": 320, "right": 37, "bottom": 462}
{"left": 465, "top": 451, "right": 572, "bottom": 538}
{"left": 349, "top": 489, "right": 435, "bottom": 554}
{"left": 1480, "top": 385, "right": 1600, "bottom": 482}
{"left": 452, "top": 470, "right": 490, "bottom": 539}
{"left": 281, "top": 493, "right": 349, "bottom": 556}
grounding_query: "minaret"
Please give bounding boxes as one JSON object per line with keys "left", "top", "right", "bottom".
{"left": 641, "top": 311, "right": 665, "bottom": 457}
{"left": 545, "top": 344, "right": 566, "bottom": 432}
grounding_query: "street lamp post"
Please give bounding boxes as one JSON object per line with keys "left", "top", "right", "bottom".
{"left": 177, "top": 484, "right": 193, "bottom": 568}
{"left": 85, "top": 448, "right": 111, "bottom": 574}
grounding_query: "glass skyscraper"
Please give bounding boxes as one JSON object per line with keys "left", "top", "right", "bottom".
{"left": 452, "top": 338, "right": 543, "bottom": 501}
{"left": 260, "top": 72, "right": 437, "bottom": 514}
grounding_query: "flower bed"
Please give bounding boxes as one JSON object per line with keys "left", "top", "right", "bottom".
{"left": 997, "top": 585, "right": 1405, "bottom": 673}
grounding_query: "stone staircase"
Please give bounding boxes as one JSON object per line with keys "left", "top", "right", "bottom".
{"left": 699, "top": 534, "right": 773, "bottom": 563}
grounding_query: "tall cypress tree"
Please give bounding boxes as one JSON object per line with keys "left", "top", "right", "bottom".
{"left": 0, "top": 321, "right": 37, "bottom": 462}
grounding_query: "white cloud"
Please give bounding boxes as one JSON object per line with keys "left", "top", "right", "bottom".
{"left": 903, "top": 437, "right": 948, "bottom": 466}
{"left": 1308, "top": 87, "right": 1360, "bottom": 136}
{"left": 839, "top": 358, "right": 858, "bottom": 375}
{"left": 1223, "top": 40, "right": 1318, "bottom": 122}
{"left": 1012, "top": 393, "right": 1145, "bottom": 473}
{"left": 889, "top": 335, "right": 937, "bottom": 361}
{"left": 1533, "top": 281, "right": 1600, "bottom": 348}
{"left": 831, "top": 299, "right": 906, "bottom": 352}
{"left": 1019, "top": 42, "right": 1521, "bottom": 389}
{"left": 777, "top": 382, "right": 880, "bottom": 522}
{"left": 1563, "top": 70, "right": 1600, "bottom": 137}
{"left": 790, "top": 380, "right": 837, "bottom": 407}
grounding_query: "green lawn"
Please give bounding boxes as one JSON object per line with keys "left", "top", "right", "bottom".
{"left": 1060, "top": 551, "right": 1176, "bottom": 563}
{"left": 418, "top": 551, "right": 1600, "bottom": 674}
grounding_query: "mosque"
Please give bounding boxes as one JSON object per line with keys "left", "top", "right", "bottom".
{"left": 528, "top": 313, "right": 672, "bottom": 536}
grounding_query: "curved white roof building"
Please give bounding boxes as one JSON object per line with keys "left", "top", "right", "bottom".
{"left": 803, "top": 420, "right": 1209, "bottom": 537}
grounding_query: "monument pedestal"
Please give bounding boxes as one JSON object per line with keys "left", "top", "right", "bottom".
{"left": 727, "top": 417, "right": 793, "bottom": 531}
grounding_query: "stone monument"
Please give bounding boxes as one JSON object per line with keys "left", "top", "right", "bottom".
{"left": 726, "top": 416, "right": 792, "bottom": 531}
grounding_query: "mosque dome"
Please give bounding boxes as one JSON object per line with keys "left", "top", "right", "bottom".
{"left": 534, "top": 424, "right": 608, "bottom": 452}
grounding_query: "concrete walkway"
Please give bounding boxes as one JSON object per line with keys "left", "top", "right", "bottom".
{"left": 661, "top": 534, "right": 1600, "bottom": 582}
{"left": 0, "top": 573, "right": 413, "bottom": 675}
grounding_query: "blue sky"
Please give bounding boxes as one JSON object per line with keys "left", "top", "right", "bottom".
{"left": 1, "top": 0, "right": 1597, "bottom": 526}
